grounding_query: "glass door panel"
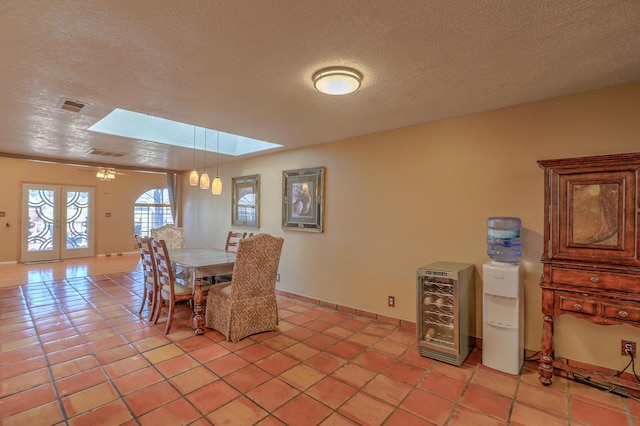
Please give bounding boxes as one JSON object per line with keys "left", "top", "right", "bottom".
{"left": 21, "top": 184, "right": 94, "bottom": 263}
{"left": 421, "top": 275, "right": 456, "bottom": 349}
{"left": 62, "top": 187, "right": 94, "bottom": 259}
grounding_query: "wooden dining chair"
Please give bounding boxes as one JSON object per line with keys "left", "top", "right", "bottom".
{"left": 205, "top": 233, "right": 284, "bottom": 342}
{"left": 224, "top": 231, "right": 247, "bottom": 252}
{"left": 214, "top": 231, "right": 247, "bottom": 283}
{"left": 134, "top": 234, "right": 159, "bottom": 322}
{"left": 150, "top": 239, "right": 196, "bottom": 334}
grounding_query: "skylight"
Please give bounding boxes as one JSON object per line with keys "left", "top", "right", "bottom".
{"left": 88, "top": 108, "right": 282, "bottom": 156}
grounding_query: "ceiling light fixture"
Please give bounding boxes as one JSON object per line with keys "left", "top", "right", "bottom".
{"left": 312, "top": 66, "right": 363, "bottom": 95}
{"left": 189, "top": 126, "right": 199, "bottom": 186}
{"left": 212, "top": 131, "right": 222, "bottom": 195}
{"left": 199, "top": 130, "right": 210, "bottom": 190}
{"left": 96, "top": 167, "right": 116, "bottom": 182}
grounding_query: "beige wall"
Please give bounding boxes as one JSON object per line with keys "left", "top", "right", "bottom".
{"left": 183, "top": 82, "right": 640, "bottom": 371}
{"left": 0, "top": 158, "right": 167, "bottom": 261}
{"left": 2, "top": 82, "right": 638, "bottom": 371}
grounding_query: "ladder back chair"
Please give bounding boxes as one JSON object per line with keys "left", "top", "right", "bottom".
{"left": 134, "top": 234, "right": 159, "bottom": 322}
{"left": 150, "top": 239, "right": 194, "bottom": 334}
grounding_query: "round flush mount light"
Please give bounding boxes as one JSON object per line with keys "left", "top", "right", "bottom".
{"left": 312, "top": 67, "right": 363, "bottom": 95}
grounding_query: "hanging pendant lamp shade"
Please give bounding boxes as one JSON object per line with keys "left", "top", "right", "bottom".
{"left": 212, "top": 177, "right": 222, "bottom": 195}
{"left": 212, "top": 131, "right": 222, "bottom": 195}
{"left": 199, "top": 129, "right": 210, "bottom": 189}
{"left": 189, "top": 126, "right": 199, "bottom": 186}
{"left": 200, "top": 171, "right": 210, "bottom": 189}
{"left": 189, "top": 169, "right": 200, "bottom": 186}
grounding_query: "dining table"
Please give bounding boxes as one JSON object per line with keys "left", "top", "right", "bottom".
{"left": 169, "top": 247, "right": 236, "bottom": 335}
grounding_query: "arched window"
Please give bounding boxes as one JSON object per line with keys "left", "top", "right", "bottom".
{"left": 237, "top": 193, "right": 256, "bottom": 222}
{"left": 134, "top": 188, "right": 174, "bottom": 237}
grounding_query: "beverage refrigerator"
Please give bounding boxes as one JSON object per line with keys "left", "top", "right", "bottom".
{"left": 416, "top": 261, "right": 475, "bottom": 366}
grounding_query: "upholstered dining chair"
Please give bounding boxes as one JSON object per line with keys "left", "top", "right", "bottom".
{"left": 151, "top": 224, "right": 188, "bottom": 284}
{"left": 205, "top": 233, "right": 284, "bottom": 342}
{"left": 150, "top": 225, "right": 186, "bottom": 250}
{"left": 151, "top": 239, "right": 210, "bottom": 334}
{"left": 134, "top": 234, "right": 159, "bottom": 322}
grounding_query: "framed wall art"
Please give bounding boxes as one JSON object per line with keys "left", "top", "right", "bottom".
{"left": 232, "top": 174, "right": 260, "bottom": 227}
{"left": 282, "top": 166, "right": 325, "bottom": 232}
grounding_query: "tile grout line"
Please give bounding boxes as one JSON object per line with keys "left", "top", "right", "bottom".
{"left": 20, "top": 280, "right": 70, "bottom": 425}
{"left": 42, "top": 276, "right": 140, "bottom": 423}
{"left": 6, "top": 270, "right": 633, "bottom": 425}
{"left": 93, "top": 272, "right": 217, "bottom": 423}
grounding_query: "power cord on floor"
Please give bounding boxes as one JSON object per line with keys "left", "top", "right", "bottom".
{"left": 571, "top": 373, "right": 636, "bottom": 400}
{"left": 616, "top": 347, "right": 640, "bottom": 383}
{"left": 550, "top": 351, "right": 640, "bottom": 402}
{"left": 532, "top": 350, "right": 640, "bottom": 401}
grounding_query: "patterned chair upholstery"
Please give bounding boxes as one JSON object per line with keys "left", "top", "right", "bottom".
{"left": 205, "top": 233, "right": 284, "bottom": 342}
{"left": 150, "top": 225, "right": 186, "bottom": 250}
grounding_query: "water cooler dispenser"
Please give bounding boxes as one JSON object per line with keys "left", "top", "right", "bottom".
{"left": 482, "top": 217, "right": 524, "bottom": 375}
{"left": 482, "top": 261, "right": 523, "bottom": 374}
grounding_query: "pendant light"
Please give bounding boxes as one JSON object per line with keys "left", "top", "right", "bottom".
{"left": 212, "top": 131, "right": 222, "bottom": 195}
{"left": 188, "top": 126, "right": 199, "bottom": 186}
{"left": 199, "top": 129, "right": 210, "bottom": 189}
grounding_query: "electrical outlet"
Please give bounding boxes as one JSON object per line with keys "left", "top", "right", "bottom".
{"left": 276, "top": 274, "right": 280, "bottom": 282}
{"left": 621, "top": 340, "right": 636, "bottom": 356}
{"left": 388, "top": 295, "right": 395, "bottom": 307}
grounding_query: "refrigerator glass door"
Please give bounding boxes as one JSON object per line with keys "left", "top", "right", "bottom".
{"left": 421, "top": 275, "right": 455, "bottom": 350}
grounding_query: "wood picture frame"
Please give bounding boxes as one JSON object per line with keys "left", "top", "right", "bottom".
{"left": 231, "top": 174, "right": 260, "bottom": 227}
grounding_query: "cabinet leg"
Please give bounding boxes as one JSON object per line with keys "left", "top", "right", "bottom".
{"left": 539, "top": 314, "right": 554, "bottom": 385}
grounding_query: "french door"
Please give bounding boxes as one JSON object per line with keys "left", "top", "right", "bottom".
{"left": 21, "top": 184, "right": 95, "bottom": 263}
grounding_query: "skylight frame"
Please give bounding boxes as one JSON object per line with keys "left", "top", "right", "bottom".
{"left": 88, "top": 108, "right": 282, "bottom": 156}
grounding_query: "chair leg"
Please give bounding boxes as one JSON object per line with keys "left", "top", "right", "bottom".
{"left": 164, "top": 302, "right": 175, "bottom": 334}
{"left": 153, "top": 295, "right": 164, "bottom": 325}
{"left": 138, "top": 286, "right": 148, "bottom": 315}
{"left": 148, "top": 289, "right": 157, "bottom": 323}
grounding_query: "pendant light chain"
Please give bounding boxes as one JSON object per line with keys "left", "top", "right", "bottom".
{"left": 192, "top": 126, "right": 196, "bottom": 166}
{"left": 212, "top": 130, "right": 223, "bottom": 195}
{"left": 199, "top": 128, "right": 210, "bottom": 189}
{"left": 189, "top": 126, "right": 199, "bottom": 185}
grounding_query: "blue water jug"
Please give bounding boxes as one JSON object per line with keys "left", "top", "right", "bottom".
{"left": 487, "top": 217, "right": 522, "bottom": 263}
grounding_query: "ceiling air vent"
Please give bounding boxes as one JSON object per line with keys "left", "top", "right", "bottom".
{"left": 86, "top": 148, "right": 126, "bottom": 157}
{"left": 56, "top": 98, "right": 87, "bottom": 113}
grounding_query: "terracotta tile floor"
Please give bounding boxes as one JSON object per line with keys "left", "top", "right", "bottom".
{"left": 1, "top": 270, "right": 638, "bottom": 425}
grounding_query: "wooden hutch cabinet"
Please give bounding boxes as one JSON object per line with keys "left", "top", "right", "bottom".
{"left": 538, "top": 153, "right": 640, "bottom": 386}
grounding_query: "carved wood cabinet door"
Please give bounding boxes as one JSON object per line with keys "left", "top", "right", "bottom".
{"left": 550, "top": 168, "right": 639, "bottom": 266}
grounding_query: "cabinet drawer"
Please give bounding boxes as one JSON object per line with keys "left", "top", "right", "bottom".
{"left": 602, "top": 302, "right": 640, "bottom": 323}
{"left": 551, "top": 268, "right": 638, "bottom": 292}
{"left": 557, "top": 294, "right": 596, "bottom": 316}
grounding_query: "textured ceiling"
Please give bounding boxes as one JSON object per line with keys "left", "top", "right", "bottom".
{"left": 1, "top": 0, "right": 639, "bottom": 173}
